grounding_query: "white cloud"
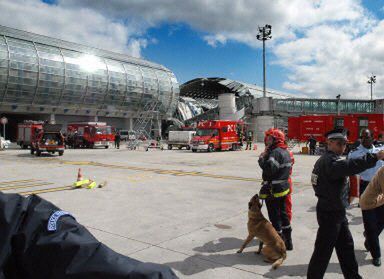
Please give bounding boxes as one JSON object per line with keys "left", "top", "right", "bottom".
{"left": 0, "top": 0, "right": 383, "bottom": 98}
{"left": 0, "top": 0, "right": 150, "bottom": 57}
{"left": 59, "top": 0, "right": 382, "bottom": 98}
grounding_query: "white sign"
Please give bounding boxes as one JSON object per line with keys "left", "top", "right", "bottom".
{"left": 0, "top": 117, "right": 7, "bottom": 125}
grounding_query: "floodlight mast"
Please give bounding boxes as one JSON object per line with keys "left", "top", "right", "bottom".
{"left": 256, "top": 24, "right": 272, "bottom": 98}
{"left": 367, "top": 74, "right": 376, "bottom": 100}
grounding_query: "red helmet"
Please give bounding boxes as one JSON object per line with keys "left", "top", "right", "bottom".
{"left": 264, "top": 128, "right": 286, "bottom": 146}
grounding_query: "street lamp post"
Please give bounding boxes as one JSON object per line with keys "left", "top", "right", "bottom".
{"left": 256, "top": 24, "right": 272, "bottom": 98}
{"left": 367, "top": 75, "right": 376, "bottom": 100}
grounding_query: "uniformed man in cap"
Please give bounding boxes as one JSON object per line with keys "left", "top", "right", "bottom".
{"left": 307, "top": 128, "right": 384, "bottom": 279}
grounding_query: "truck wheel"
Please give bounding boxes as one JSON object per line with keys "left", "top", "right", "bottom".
{"left": 231, "top": 144, "right": 237, "bottom": 151}
{"left": 59, "top": 151, "right": 64, "bottom": 156}
{"left": 105, "top": 145, "right": 109, "bottom": 149}
{"left": 30, "top": 148, "right": 34, "bottom": 155}
{"left": 178, "top": 146, "right": 182, "bottom": 150}
{"left": 192, "top": 149, "right": 197, "bottom": 152}
{"left": 168, "top": 144, "right": 172, "bottom": 150}
{"left": 207, "top": 144, "right": 214, "bottom": 152}
{"left": 186, "top": 145, "right": 191, "bottom": 150}
{"left": 36, "top": 150, "right": 41, "bottom": 157}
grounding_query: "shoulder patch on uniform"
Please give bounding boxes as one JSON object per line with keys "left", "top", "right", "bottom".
{"left": 311, "top": 173, "right": 318, "bottom": 186}
{"left": 47, "top": 210, "right": 75, "bottom": 232}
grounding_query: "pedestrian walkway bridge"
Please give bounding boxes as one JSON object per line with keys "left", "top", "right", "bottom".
{"left": 272, "top": 98, "right": 376, "bottom": 114}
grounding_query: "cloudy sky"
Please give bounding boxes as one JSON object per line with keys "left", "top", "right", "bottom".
{"left": 0, "top": 0, "right": 383, "bottom": 99}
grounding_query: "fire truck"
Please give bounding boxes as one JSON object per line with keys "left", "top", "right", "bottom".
{"left": 31, "top": 124, "right": 65, "bottom": 156}
{"left": 67, "top": 122, "right": 114, "bottom": 149}
{"left": 288, "top": 113, "right": 384, "bottom": 147}
{"left": 190, "top": 120, "right": 243, "bottom": 152}
{"left": 17, "top": 121, "right": 44, "bottom": 149}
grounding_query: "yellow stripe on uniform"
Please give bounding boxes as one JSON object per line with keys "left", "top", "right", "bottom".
{"left": 273, "top": 188, "right": 290, "bottom": 198}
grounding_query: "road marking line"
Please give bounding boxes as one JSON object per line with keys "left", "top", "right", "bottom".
{"left": 0, "top": 179, "right": 41, "bottom": 185}
{"left": 19, "top": 185, "right": 74, "bottom": 196}
{"left": 52, "top": 159, "right": 261, "bottom": 182}
{"left": 0, "top": 182, "right": 53, "bottom": 191}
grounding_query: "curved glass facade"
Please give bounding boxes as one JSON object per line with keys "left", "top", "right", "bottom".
{"left": 0, "top": 26, "right": 179, "bottom": 117}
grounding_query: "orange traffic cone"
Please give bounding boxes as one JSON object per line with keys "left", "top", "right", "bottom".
{"left": 77, "top": 168, "right": 83, "bottom": 181}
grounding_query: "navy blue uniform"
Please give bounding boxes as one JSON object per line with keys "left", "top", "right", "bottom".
{"left": 307, "top": 150, "right": 378, "bottom": 278}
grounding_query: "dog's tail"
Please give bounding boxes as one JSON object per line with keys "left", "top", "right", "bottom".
{"left": 271, "top": 251, "right": 286, "bottom": 269}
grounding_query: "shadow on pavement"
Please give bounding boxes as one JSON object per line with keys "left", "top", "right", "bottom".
{"left": 264, "top": 249, "right": 370, "bottom": 278}
{"left": 164, "top": 251, "right": 270, "bottom": 276}
{"left": 166, "top": 237, "right": 371, "bottom": 277}
{"left": 193, "top": 237, "right": 258, "bottom": 253}
{"left": 17, "top": 153, "right": 57, "bottom": 158}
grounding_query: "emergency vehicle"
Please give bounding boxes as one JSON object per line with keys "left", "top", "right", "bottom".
{"left": 288, "top": 113, "right": 384, "bottom": 147}
{"left": 67, "top": 122, "right": 114, "bottom": 149}
{"left": 190, "top": 120, "right": 243, "bottom": 152}
{"left": 31, "top": 124, "right": 65, "bottom": 156}
{"left": 17, "top": 120, "right": 44, "bottom": 149}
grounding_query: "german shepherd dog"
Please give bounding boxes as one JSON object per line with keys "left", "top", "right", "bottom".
{"left": 237, "top": 194, "right": 286, "bottom": 269}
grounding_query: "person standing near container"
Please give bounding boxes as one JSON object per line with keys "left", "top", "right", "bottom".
{"left": 308, "top": 135, "right": 317, "bottom": 155}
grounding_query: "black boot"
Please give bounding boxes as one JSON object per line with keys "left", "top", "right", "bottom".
{"left": 283, "top": 227, "right": 293, "bottom": 251}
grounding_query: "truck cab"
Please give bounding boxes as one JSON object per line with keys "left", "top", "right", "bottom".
{"left": 191, "top": 120, "right": 243, "bottom": 152}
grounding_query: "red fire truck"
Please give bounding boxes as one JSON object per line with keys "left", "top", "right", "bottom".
{"left": 17, "top": 120, "right": 44, "bottom": 149}
{"left": 31, "top": 124, "right": 65, "bottom": 156}
{"left": 190, "top": 120, "right": 243, "bottom": 152}
{"left": 67, "top": 122, "right": 114, "bottom": 149}
{"left": 288, "top": 113, "right": 384, "bottom": 146}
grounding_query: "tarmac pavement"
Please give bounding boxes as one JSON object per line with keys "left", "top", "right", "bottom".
{"left": 0, "top": 144, "right": 383, "bottom": 278}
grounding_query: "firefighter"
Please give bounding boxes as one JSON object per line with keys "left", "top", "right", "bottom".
{"left": 258, "top": 128, "right": 293, "bottom": 250}
{"left": 307, "top": 128, "right": 384, "bottom": 279}
{"left": 348, "top": 129, "right": 384, "bottom": 266}
{"left": 246, "top": 131, "right": 253, "bottom": 150}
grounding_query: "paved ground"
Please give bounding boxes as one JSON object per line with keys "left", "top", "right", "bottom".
{"left": 0, "top": 144, "right": 383, "bottom": 278}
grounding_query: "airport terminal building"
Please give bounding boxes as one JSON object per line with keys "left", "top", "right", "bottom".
{"left": 0, "top": 25, "right": 179, "bottom": 140}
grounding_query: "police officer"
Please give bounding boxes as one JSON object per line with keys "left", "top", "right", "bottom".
{"left": 307, "top": 128, "right": 384, "bottom": 279}
{"left": 349, "top": 129, "right": 384, "bottom": 266}
{"left": 259, "top": 128, "right": 293, "bottom": 250}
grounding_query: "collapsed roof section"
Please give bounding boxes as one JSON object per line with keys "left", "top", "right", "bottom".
{"left": 180, "top": 77, "right": 294, "bottom": 99}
